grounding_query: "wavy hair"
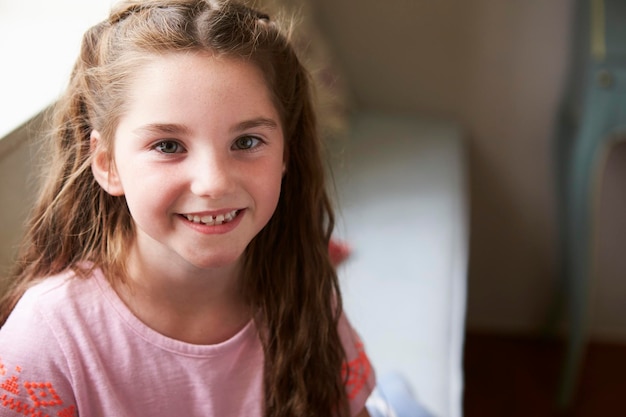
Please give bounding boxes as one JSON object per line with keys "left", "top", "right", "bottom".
{"left": 0, "top": 1, "right": 348, "bottom": 416}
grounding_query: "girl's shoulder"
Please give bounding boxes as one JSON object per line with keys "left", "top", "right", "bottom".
{"left": 0, "top": 270, "right": 82, "bottom": 417}
{"left": 0, "top": 266, "right": 107, "bottom": 372}
{"left": 2, "top": 266, "right": 106, "bottom": 344}
{"left": 14, "top": 267, "right": 101, "bottom": 312}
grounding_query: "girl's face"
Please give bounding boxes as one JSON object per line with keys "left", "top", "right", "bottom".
{"left": 92, "top": 52, "right": 285, "bottom": 274}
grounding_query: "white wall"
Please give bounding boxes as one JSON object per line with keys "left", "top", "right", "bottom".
{"left": 0, "top": 0, "right": 114, "bottom": 138}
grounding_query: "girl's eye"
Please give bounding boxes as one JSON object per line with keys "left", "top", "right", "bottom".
{"left": 154, "top": 141, "right": 183, "bottom": 154}
{"left": 233, "top": 136, "right": 261, "bottom": 151}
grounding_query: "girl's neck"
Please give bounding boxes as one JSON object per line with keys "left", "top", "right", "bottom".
{"left": 114, "top": 246, "right": 251, "bottom": 345}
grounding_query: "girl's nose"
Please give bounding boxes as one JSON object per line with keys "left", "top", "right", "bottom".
{"left": 189, "top": 153, "right": 235, "bottom": 198}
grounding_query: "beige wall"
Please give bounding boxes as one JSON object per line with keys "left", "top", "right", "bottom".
{"left": 461, "top": 1, "right": 570, "bottom": 333}
{"left": 0, "top": 117, "right": 42, "bottom": 285}
{"left": 312, "top": 0, "right": 626, "bottom": 339}
{"left": 594, "top": 142, "right": 626, "bottom": 339}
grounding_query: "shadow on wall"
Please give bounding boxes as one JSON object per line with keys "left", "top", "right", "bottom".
{"left": 594, "top": 141, "right": 626, "bottom": 337}
{"left": 0, "top": 113, "right": 47, "bottom": 288}
{"left": 466, "top": 132, "right": 558, "bottom": 332}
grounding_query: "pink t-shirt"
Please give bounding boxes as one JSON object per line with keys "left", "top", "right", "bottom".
{"left": 0, "top": 269, "right": 375, "bottom": 417}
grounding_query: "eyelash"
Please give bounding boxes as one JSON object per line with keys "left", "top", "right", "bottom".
{"left": 232, "top": 135, "right": 263, "bottom": 151}
{"left": 153, "top": 140, "right": 184, "bottom": 154}
{"left": 151, "top": 135, "right": 264, "bottom": 154}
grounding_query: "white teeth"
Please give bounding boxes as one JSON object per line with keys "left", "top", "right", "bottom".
{"left": 185, "top": 210, "right": 238, "bottom": 225}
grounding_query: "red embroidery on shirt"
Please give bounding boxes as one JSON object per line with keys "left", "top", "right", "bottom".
{"left": 0, "top": 360, "right": 76, "bottom": 417}
{"left": 57, "top": 405, "right": 76, "bottom": 417}
{"left": 1, "top": 364, "right": 23, "bottom": 395}
{"left": 24, "top": 382, "right": 62, "bottom": 408}
{"left": 341, "top": 340, "right": 372, "bottom": 400}
{"left": 1, "top": 393, "right": 38, "bottom": 416}
{"left": 1, "top": 376, "right": 20, "bottom": 395}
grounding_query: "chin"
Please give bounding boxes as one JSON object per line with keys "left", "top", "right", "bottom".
{"left": 188, "top": 251, "right": 245, "bottom": 271}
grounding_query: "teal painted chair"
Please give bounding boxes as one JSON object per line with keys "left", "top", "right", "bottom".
{"left": 555, "top": 0, "right": 626, "bottom": 408}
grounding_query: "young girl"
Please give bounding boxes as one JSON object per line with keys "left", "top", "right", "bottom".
{"left": 0, "top": 1, "right": 375, "bottom": 416}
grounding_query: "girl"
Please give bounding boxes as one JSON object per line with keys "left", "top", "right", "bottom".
{"left": 0, "top": 1, "right": 375, "bottom": 416}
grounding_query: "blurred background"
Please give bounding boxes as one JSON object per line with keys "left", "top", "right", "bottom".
{"left": 2, "top": 0, "right": 625, "bottom": 416}
{"left": 308, "top": 0, "right": 626, "bottom": 342}
{"left": 308, "top": 1, "right": 626, "bottom": 415}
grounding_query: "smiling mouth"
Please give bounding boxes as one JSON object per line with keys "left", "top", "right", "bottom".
{"left": 183, "top": 209, "right": 240, "bottom": 226}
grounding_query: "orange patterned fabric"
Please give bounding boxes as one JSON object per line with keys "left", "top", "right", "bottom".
{"left": 342, "top": 339, "right": 373, "bottom": 401}
{"left": 0, "top": 357, "right": 76, "bottom": 417}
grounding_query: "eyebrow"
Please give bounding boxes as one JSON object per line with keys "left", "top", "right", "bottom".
{"left": 133, "top": 123, "right": 191, "bottom": 137}
{"left": 133, "top": 117, "right": 279, "bottom": 137}
{"left": 230, "top": 117, "right": 280, "bottom": 133}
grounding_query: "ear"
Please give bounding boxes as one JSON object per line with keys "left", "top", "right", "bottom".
{"left": 90, "top": 130, "right": 124, "bottom": 196}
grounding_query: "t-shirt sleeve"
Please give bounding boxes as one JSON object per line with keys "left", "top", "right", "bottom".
{"left": 338, "top": 312, "right": 376, "bottom": 416}
{"left": 0, "top": 289, "right": 77, "bottom": 417}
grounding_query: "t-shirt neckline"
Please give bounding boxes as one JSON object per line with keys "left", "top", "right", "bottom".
{"left": 91, "top": 268, "right": 256, "bottom": 358}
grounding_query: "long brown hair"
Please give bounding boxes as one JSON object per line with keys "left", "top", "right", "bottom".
{"left": 0, "top": 1, "right": 349, "bottom": 416}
